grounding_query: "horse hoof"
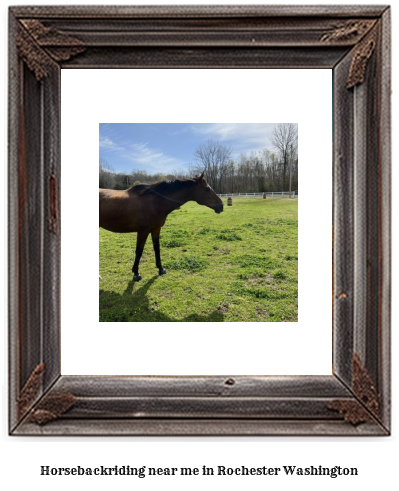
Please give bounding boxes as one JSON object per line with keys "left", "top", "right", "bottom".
{"left": 133, "top": 275, "right": 142, "bottom": 282}
{"left": 159, "top": 269, "right": 167, "bottom": 276}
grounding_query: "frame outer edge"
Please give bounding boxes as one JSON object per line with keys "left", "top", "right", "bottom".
{"left": 8, "top": 9, "right": 20, "bottom": 433}
{"left": 9, "top": 5, "right": 390, "bottom": 18}
{"left": 14, "top": 417, "right": 386, "bottom": 437}
{"left": 8, "top": 5, "right": 391, "bottom": 436}
{"left": 352, "top": 22, "right": 380, "bottom": 372}
{"left": 379, "top": 7, "right": 391, "bottom": 431}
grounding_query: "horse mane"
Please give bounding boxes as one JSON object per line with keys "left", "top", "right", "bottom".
{"left": 128, "top": 179, "right": 196, "bottom": 197}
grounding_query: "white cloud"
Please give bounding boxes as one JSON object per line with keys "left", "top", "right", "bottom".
{"left": 127, "top": 142, "right": 185, "bottom": 173}
{"left": 99, "top": 135, "right": 124, "bottom": 151}
{"left": 99, "top": 131, "right": 185, "bottom": 173}
{"left": 191, "top": 123, "right": 280, "bottom": 155}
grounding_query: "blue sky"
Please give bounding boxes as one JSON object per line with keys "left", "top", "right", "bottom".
{"left": 99, "top": 123, "right": 278, "bottom": 174}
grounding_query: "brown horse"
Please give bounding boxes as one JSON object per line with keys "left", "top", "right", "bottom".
{"left": 99, "top": 173, "right": 223, "bottom": 281}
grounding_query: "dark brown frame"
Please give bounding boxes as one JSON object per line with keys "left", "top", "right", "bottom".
{"left": 9, "top": 5, "right": 391, "bottom": 436}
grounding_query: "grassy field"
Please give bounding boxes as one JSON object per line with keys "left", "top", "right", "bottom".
{"left": 99, "top": 198, "right": 298, "bottom": 322}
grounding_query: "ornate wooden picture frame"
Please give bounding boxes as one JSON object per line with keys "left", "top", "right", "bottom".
{"left": 9, "top": 5, "right": 391, "bottom": 436}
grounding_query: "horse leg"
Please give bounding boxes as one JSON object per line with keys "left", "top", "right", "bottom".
{"left": 151, "top": 228, "right": 166, "bottom": 276}
{"left": 132, "top": 230, "right": 149, "bottom": 281}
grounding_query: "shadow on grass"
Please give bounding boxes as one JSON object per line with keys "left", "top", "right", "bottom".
{"left": 99, "top": 275, "right": 225, "bottom": 322}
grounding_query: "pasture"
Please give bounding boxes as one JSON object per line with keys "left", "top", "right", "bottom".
{"left": 99, "top": 198, "right": 298, "bottom": 322}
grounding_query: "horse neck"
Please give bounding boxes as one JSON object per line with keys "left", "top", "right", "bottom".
{"left": 162, "top": 185, "right": 194, "bottom": 213}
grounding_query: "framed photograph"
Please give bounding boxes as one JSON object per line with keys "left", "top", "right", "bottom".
{"left": 97, "top": 120, "right": 300, "bottom": 325}
{"left": 9, "top": 5, "right": 391, "bottom": 435}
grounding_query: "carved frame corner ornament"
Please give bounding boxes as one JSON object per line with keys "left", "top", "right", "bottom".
{"left": 27, "top": 392, "right": 77, "bottom": 425}
{"left": 320, "top": 19, "right": 376, "bottom": 43}
{"left": 9, "top": 5, "right": 391, "bottom": 436}
{"left": 327, "top": 354, "right": 381, "bottom": 425}
{"left": 17, "top": 363, "right": 76, "bottom": 425}
{"left": 320, "top": 18, "right": 379, "bottom": 89}
{"left": 346, "top": 27, "right": 379, "bottom": 88}
{"left": 17, "top": 363, "right": 45, "bottom": 419}
{"left": 17, "top": 19, "right": 85, "bottom": 81}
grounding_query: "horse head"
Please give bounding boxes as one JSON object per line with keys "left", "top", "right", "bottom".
{"left": 193, "top": 173, "right": 224, "bottom": 214}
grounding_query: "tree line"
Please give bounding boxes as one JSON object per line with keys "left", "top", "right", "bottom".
{"left": 99, "top": 123, "right": 298, "bottom": 194}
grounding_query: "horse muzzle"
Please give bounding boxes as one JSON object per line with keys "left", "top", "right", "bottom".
{"left": 213, "top": 203, "right": 224, "bottom": 214}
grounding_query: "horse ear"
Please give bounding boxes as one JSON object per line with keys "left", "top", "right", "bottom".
{"left": 194, "top": 172, "right": 205, "bottom": 183}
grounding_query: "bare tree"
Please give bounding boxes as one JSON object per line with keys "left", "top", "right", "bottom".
{"left": 99, "top": 158, "right": 115, "bottom": 188}
{"left": 271, "top": 123, "right": 298, "bottom": 190}
{"left": 193, "top": 139, "right": 232, "bottom": 193}
{"left": 99, "top": 136, "right": 299, "bottom": 194}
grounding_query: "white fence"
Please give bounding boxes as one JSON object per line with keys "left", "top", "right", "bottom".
{"left": 218, "top": 191, "right": 297, "bottom": 199}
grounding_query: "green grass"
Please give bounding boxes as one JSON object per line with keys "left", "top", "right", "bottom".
{"left": 99, "top": 198, "right": 298, "bottom": 322}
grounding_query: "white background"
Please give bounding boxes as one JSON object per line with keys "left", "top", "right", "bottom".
{"left": 1, "top": 1, "right": 398, "bottom": 491}
{"left": 61, "top": 69, "right": 332, "bottom": 376}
